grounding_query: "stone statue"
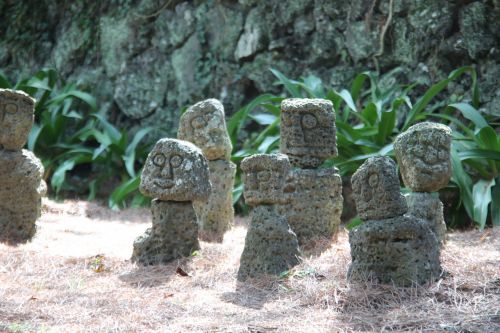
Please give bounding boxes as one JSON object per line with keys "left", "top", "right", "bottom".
{"left": 394, "top": 122, "right": 452, "bottom": 243}
{"left": 278, "top": 98, "right": 343, "bottom": 246}
{"left": 348, "top": 156, "right": 441, "bottom": 286}
{"left": 178, "top": 99, "right": 236, "bottom": 242}
{"left": 0, "top": 89, "right": 46, "bottom": 244}
{"left": 132, "top": 138, "right": 211, "bottom": 265}
{"left": 237, "top": 153, "right": 300, "bottom": 281}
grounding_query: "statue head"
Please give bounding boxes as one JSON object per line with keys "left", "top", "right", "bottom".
{"left": 280, "top": 98, "right": 337, "bottom": 168}
{"left": 351, "top": 156, "right": 407, "bottom": 221}
{"left": 140, "top": 138, "right": 211, "bottom": 201}
{"left": 240, "top": 153, "right": 290, "bottom": 206}
{"left": 0, "top": 89, "right": 35, "bottom": 150}
{"left": 394, "top": 122, "right": 452, "bottom": 192}
{"left": 178, "top": 99, "right": 232, "bottom": 161}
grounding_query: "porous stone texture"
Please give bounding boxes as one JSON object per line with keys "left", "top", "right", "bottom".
{"left": 1, "top": 1, "right": 498, "bottom": 139}
{"left": 394, "top": 122, "right": 452, "bottom": 193}
{"left": 237, "top": 205, "right": 300, "bottom": 281}
{"left": 351, "top": 157, "right": 407, "bottom": 221}
{"left": 139, "top": 138, "right": 211, "bottom": 201}
{"left": 193, "top": 159, "right": 236, "bottom": 242}
{"left": 131, "top": 200, "right": 199, "bottom": 265}
{"left": 178, "top": 98, "right": 232, "bottom": 161}
{"left": 240, "top": 153, "right": 291, "bottom": 206}
{"left": 278, "top": 167, "right": 343, "bottom": 245}
{"left": 348, "top": 215, "right": 441, "bottom": 286}
{"left": 280, "top": 98, "right": 337, "bottom": 169}
{"left": 0, "top": 89, "right": 35, "bottom": 150}
{"left": 0, "top": 149, "right": 46, "bottom": 244}
{"left": 406, "top": 192, "right": 447, "bottom": 244}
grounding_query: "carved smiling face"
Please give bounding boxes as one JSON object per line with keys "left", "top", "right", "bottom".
{"left": 0, "top": 89, "right": 35, "bottom": 150}
{"left": 139, "top": 138, "right": 211, "bottom": 201}
{"left": 280, "top": 98, "right": 337, "bottom": 168}
{"left": 240, "top": 153, "right": 290, "bottom": 206}
{"left": 394, "top": 122, "right": 452, "bottom": 192}
{"left": 178, "top": 99, "right": 232, "bottom": 160}
{"left": 351, "top": 157, "right": 407, "bottom": 221}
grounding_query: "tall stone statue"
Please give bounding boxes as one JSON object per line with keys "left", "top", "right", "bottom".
{"left": 347, "top": 157, "right": 441, "bottom": 286}
{"left": 278, "top": 98, "right": 343, "bottom": 247}
{"left": 0, "top": 89, "right": 46, "bottom": 244}
{"left": 237, "top": 154, "right": 300, "bottom": 281}
{"left": 178, "top": 99, "right": 236, "bottom": 242}
{"left": 394, "top": 122, "right": 452, "bottom": 243}
{"left": 132, "top": 138, "right": 211, "bottom": 265}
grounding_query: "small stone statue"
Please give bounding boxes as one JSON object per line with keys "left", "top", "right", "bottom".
{"left": 237, "top": 153, "right": 300, "bottom": 281}
{"left": 178, "top": 99, "right": 236, "bottom": 242}
{"left": 132, "top": 138, "right": 211, "bottom": 265}
{"left": 348, "top": 156, "right": 441, "bottom": 286}
{"left": 279, "top": 98, "right": 343, "bottom": 246}
{"left": 394, "top": 122, "right": 452, "bottom": 243}
{"left": 0, "top": 89, "right": 46, "bottom": 244}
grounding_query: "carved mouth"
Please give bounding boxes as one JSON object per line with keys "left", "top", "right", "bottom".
{"left": 154, "top": 180, "right": 175, "bottom": 189}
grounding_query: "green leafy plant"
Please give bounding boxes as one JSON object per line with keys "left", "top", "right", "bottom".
{"left": 0, "top": 69, "right": 152, "bottom": 209}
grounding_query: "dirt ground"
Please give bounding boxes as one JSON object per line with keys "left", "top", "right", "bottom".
{"left": 0, "top": 199, "right": 499, "bottom": 333}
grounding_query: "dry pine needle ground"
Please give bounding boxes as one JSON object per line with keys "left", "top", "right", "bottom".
{"left": 0, "top": 199, "right": 499, "bottom": 333}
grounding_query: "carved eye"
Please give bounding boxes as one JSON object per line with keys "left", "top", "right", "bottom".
{"left": 257, "top": 171, "right": 271, "bottom": 182}
{"left": 368, "top": 173, "right": 379, "bottom": 188}
{"left": 207, "top": 112, "right": 222, "bottom": 124}
{"left": 438, "top": 150, "right": 447, "bottom": 161}
{"left": 170, "top": 154, "right": 183, "bottom": 168}
{"left": 301, "top": 113, "right": 318, "bottom": 129}
{"left": 153, "top": 154, "right": 166, "bottom": 166}
{"left": 5, "top": 103, "right": 18, "bottom": 114}
{"left": 191, "top": 116, "right": 207, "bottom": 129}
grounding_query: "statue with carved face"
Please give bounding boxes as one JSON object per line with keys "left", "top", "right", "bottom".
{"left": 132, "top": 138, "right": 211, "bottom": 265}
{"left": 178, "top": 99, "right": 235, "bottom": 242}
{"left": 0, "top": 89, "right": 45, "bottom": 244}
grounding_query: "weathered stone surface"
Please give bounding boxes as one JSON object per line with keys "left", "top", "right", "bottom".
{"left": 0, "top": 149, "right": 46, "bottom": 244}
{"left": 406, "top": 192, "right": 446, "bottom": 244}
{"left": 394, "top": 122, "right": 452, "bottom": 192}
{"left": 240, "top": 153, "right": 290, "bottom": 206}
{"left": 139, "top": 138, "right": 211, "bottom": 201}
{"left": 132, "top": 200, "right": 199, "bottom": 265}
{"left": 351, "top": 157, "right": 407, "bottom": 221}
{"left": 194, "top": 159, "right": 236, "bottom": 242}
{"left": 348, "top": 215, "right": 441, "bottom": 286}
{"left": 237, "top": 205, "right": 300, "bottom": 281}
{"left": 280, "top": 98, "right": 337, "bottom": 169}
{"left": 277, "top": 167, "right": 343, "bottom": 245}
{"left": 178, "top": 99, "right": 232, "bottom": 161}
{"left": 0, "top": 89, "right": 35, "bottom": 150}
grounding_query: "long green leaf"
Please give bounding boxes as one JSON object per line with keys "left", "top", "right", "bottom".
{"left": 109, "top": 175, "right": 141, "bottom": 210}
{"left": 447, "top": 103, "right": 488, "bottom": 129}
{"left": 450, "top": 146, "right": 474, "bottom": 219}
{"left": 491, "top": 180, "right": 500, "bottom": 227}
{"left": 472, "top": 178, "right": 495, "bottom": 230}
{"left": 269, "top": 68, "right": 302, "bottom": 97}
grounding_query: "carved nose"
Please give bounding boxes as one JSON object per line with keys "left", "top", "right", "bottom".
{"left": 161, "top": 163, "right": 173, "bottom": 179}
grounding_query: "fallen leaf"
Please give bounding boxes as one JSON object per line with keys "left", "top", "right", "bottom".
{"left": 176, "top": 267, "right": 190, "bottom": 277}
{"left": 164, "top": 293, "right": 174, "bottom": 298}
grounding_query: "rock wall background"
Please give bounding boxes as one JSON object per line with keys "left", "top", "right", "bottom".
{"left": 1, "top": 0, "right": 499, "bottom": 137}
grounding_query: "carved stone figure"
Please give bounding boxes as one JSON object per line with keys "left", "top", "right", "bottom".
{"left": 278, "top": 168, "right": 343, "bottom": 246}
{"left": 0, "top": 89, "right": 35, "bottom": 150}
{"left": 0, "top": 89, "right": 45, "bottom": 244}
{"left": 132, "top": 139, "right": 211, "bottom": 265}
{"left": 280, "top": 98, "right": 337, "bottom": 169}
{"left": 279, "top": 98, "right": 343, "bottom": 246}
{"left": 178, "top": 98, "right": 232, "bottom": 161}
{"left": 237, "top": 154, "right": 300, "bottom": 281}
{"left": 178, "top": 99, "right": 235, "bottom": 242}
{"left": 348, "top": 156, "right": 441, "bottom": 286}
{"left": 394, "top": 122, "right": 452, "bottom": 193}
{"left": 351, "top": 156, "right": 407, "bottom": 221}
{"left": 394, "top": 122, "right": 452, "bottom": 244}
